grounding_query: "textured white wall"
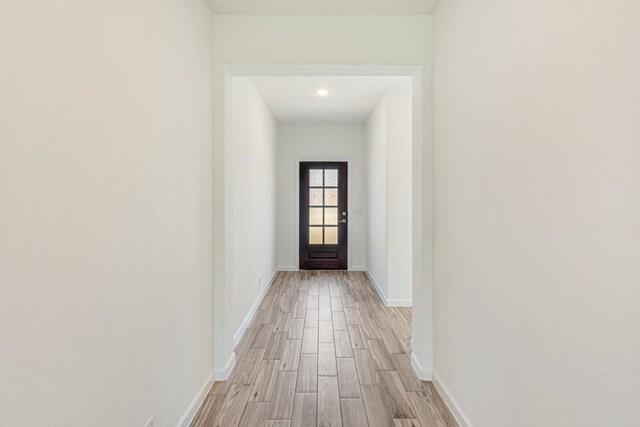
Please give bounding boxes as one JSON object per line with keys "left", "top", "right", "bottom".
{"left": 386, "top": 88, "right": 413, "bottom": 304}
{"left": 365, "top": 88, "right": 413, "bottom": 305}
{"left": 433, "top": 0, "right": 640, "bottom": 425}
{"left": 0, "top": 1, "right": 214, "bottom": 425}
{"left": 212, "top": 15, "right": 433, "bottom": 371}
{"left": 230, "top": 77, "right": 278, "bottom": 340}
{"left": 277, "top": 124, "right": 367, "bottom": 270}
{"left": 365, "top": 95, "right": 389, "bottom": 296}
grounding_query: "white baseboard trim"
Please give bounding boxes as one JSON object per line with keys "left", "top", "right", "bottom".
{"left": 177, "top": 371, "right": 214, "bottom": 427}
{"left": 387, "top": 298, "right": 412, "bottom": 307}
{"left": 214, "top": 352, "right": 236, "bottom": 381}
{"left": 364, "top": 268, "right": 388, "bottom": 305}
{"left": 364, "top": 268, "right": 412, "bottom": 307}
{"left": 349, "top": 265, "right": 366, "bottom": 271}
{"left": 432, "top": 372, "right": 472, "bottom": 427}
{"left": 232, "top": 268, "right": 279, "bottom": 349}
{"left": 410, "top": 352, "right": 432, "bottom": 380}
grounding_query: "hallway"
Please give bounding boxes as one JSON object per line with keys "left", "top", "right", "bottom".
{"left": 192, "top": 271, "right": 456, "bottom": 426}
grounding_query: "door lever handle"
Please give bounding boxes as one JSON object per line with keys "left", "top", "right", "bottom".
{"left": 340, "top": 219, "right": 347, "bottom": 223}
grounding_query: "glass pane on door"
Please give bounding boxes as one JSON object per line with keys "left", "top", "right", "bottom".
{"left": 324, "top": 189, "right": 338, "bottom": 206}
{"left": 324, "top": 169, "right": 338, "bottom": 187}
{"left": 324, "top": 227, "right": 338, "bottom": 244}
{"left": 309, "top": 189, "right": 323, "bottom": 206}
{"left": 310, "top": 170, "right": 323, "bottom": 187}
{"left": 309, "top": 208, "right": 323, "bottom": 225}
{"left": 324, "top": 208, "right": 338, "bottom": 225}
{"left": 309, "top": 227, "right": 323, "bottom": 244}
{"left": 307, "top": 168, "right": 340, "bottom": 245}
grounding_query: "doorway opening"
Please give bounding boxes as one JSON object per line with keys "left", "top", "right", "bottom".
{"left": 299, "top": 161, "right": 348, "bottom": 270}
{"left": 218, "top": 65, "right": 431, "bottom": 383}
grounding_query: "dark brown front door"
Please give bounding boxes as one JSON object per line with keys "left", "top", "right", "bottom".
{"left": 299, "top": 162, "right": 348, "bottom": 270}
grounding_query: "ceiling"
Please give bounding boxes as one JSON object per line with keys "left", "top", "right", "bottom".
{"left": 207, "top": 0, "right": 439, "bottom": 15}
{"left": 250, "top": 76, "right": 411, "bottom": 124}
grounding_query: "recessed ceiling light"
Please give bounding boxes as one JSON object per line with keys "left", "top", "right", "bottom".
{"left": 316, "top": 89, "right": 329, "bottom": 97}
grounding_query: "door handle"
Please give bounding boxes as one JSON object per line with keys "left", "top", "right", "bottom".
{"left": 340, "top": 219, "right": 347, "bottom": 224}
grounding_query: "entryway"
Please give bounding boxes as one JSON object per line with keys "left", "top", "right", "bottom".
{"left": 216, "top": 65, "right": 432, "bottom": 396}
{"left": 299, "top": 162, "right": 349, "bottom": 270}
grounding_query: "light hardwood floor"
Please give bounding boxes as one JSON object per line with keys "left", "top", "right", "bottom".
{"left": 191, "top": 271, "right": 457, "bottom": 427}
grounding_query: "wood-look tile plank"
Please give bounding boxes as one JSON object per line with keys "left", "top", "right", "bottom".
{"left": 318, "top": 376, "right": 342, "bottom": 427}
{"left": 344, "top": 307, "right": 362, "bottom": 325}
{"left": 289, "top": 318, "right": 304, "bottom": 340}
{"left": 238, "top": 401, "right": 269, "bottom": 426}
{"left": 269, "top": 371, "right": 298, "bottom": 420}
{"left": 264, "top": 332, "right": 287, "bottom": 360}
{"left": 319, "top": 303, "right": 333, "bottom": 321}
{"left": 342, "top": 293, "right": 356, "bottom": 308}
{"left": 294, "top": 302, "right": 307, "bottom": 319}
{"left": 301, "top": 328, "right": 319, "bottom": 354}
{"left": 252, "top": 323, "right": 276, "bottom": 349}
{"left": 266, "top": 421, "right": 291, "bottom": 427}
{"left": 332, "top": 311, "right": 348, "bottom": 331}
{"left": 319, "top": 320, "right": 335, "bottom": 343}
{"left": 390, "top": 354, "right": 424, "bottom": 392}
{"left": 307, "top": 294, "right": 319, "bottom": 309}
{"left": 235, "top": 328, "right": 259, "bottom": 355}
{"left": 393, "top": 419, "right": 420, "bottom": 427}
{"left": 212, "top": 383, "right": 252, "bottom": 427}
{"left": 280, "top": 339, "right": 302, "bottom": 371}
{"left": 378, "top": 371, "right": 416, "bottom": 419}
{"left": 233, "top": 349, "right": 266, "bottom": 385}
{"left": 249, "top": 359, "right": 279, "bottom": 402}
{"left": 210, "top": 379, "right": 231, "bottom": 395}
{"left": 319, "top": 291, "right": 331, "bottom": 304}
{"left": 380, "top": 327, "right": 405, "bottom": 354}
{"left": 274, "top": 313, "right": 292, "bottom": 333}
{"left": 407, "top": 391, "right": 450, "bottom": 427}
{"left": 336, "top": 358, "right": 361, "bottom": 398}
{"left": 422, "top": 383, "right": 460, "bottom": 427}
{"left": 348, "top": 324, "right": 369, "bottom": 350}
{"left": 340, "top": 399, "right": 369, "bottom": 427}
{"left": 318, "top": 342, "right": 338, "bottom": 376}
{"left": 305, "top": 309, "right": 319, "bottom": 328}
{"left": 296, "top": 290, "right": 308, "bottom": 303}
{"left": 309, "top": 282, "right": 319, "bottom": 296}
{"left": 191, "top": 393, "right": 226, "bottom": 427}
{"left": 368, "top": 339, "right": 394, "bottom": 371}
{"left": 329, "top": 285, "right": 341, "bottom": 298}
{"left": 296, "top": 353, "right": 318, "bottom": 392}
{"left": 291, "top": 393, "right": 317, "bottom": 427}
{"left": 353, "top": 349, "right": 378, "bottom": 386}
{"left": 360, "top": 317, "right": 382, "bottom": 340}
{"left": 334, "top": 330, "right": 354, "bottom": 358}
{"left": 361, "top": 386, "right": 394, "bottom": 427}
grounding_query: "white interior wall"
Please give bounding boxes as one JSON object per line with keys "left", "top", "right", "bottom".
{"left": 230, "top": 77, "right": 279, "bottom": 347}
{"left": 386, "top": 87, "right": 413, "bottom": 304}
{"left": 277, "top": 124, "right": 367, "bottom": 270}
{"left": 0, "top": 1, "right": 214, "bottom": 425}
{"left": 365, "top": 87, "right": 413, "bottom": 306}
{"left": 432, "top": 0, "right": 640, "bottom": 425}
{"left": 365, "top": 95, "right": 389, "bottom": 296}
{"left": 212, "top": 16, "right": 434, "bottom": 374}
